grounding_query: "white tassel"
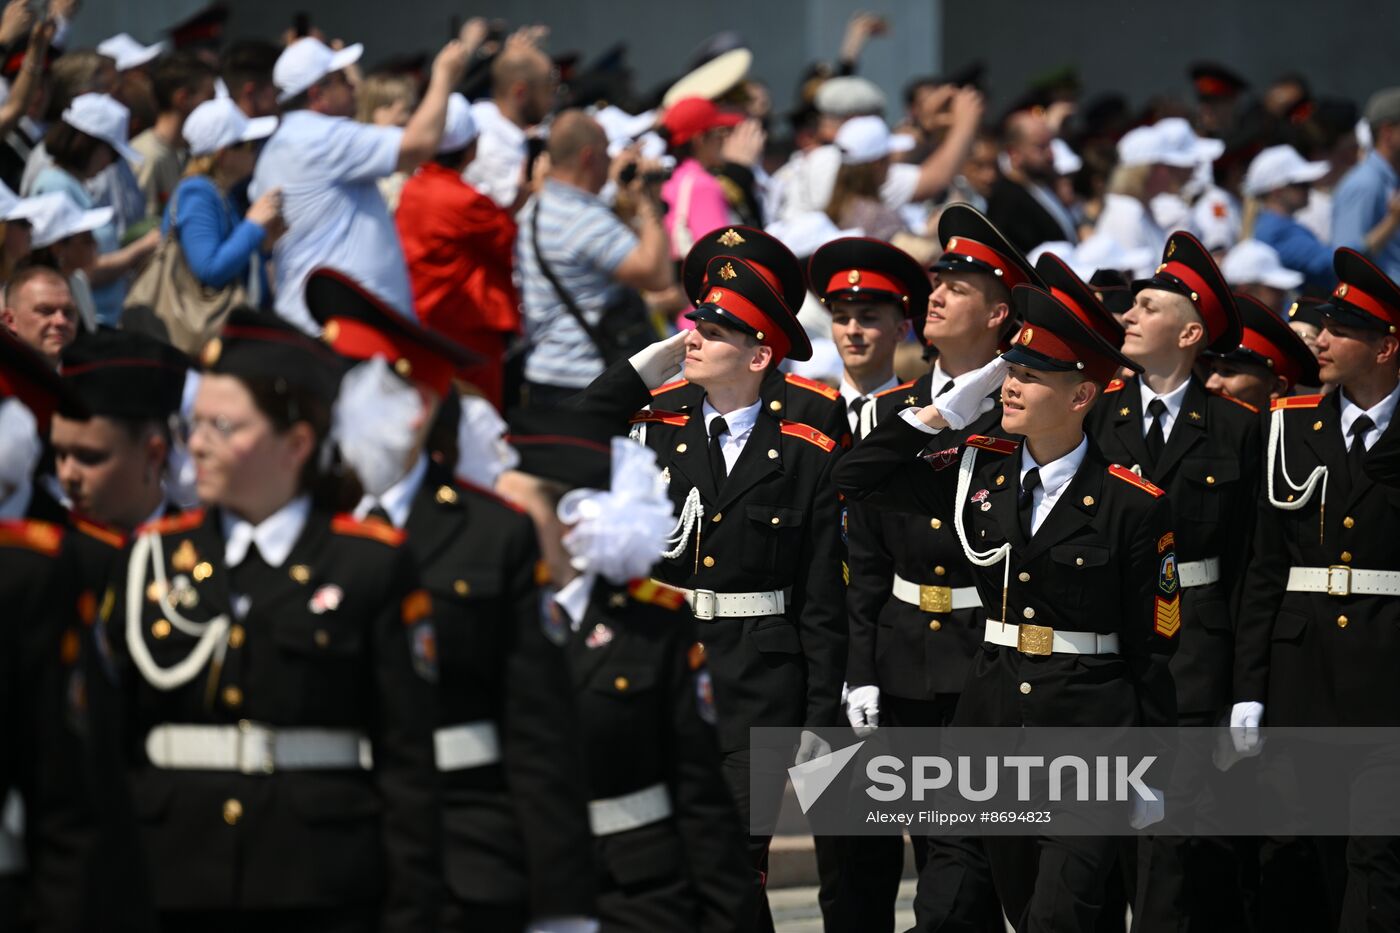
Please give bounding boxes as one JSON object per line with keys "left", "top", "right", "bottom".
{"left": 661, "top": 486, "right": 704, "bottom": 560}
{"left": 124, "top": 531, "right": 230, "bottom": 691}
{"left": 1266, "top": 407, "right": 1327, "bottom": 510}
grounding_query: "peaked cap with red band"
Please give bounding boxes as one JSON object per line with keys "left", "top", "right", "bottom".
{"left": 0, "top": 328, "right": 79, "bottom": 430}
{"left": 930, "top": 204, "right": 1043, "bottom": 293}
{"left": 1215, "top": 293, "right": 1320, "bottom": 390}
{"left": 1133, "top": 230, "right": 1242, "bottom": 354}
{"left": 682, "top": 225, "right": 806, "bottom": 314}
{"left": 306, "top": 268, "right": 477, "bottom": 397}
{"left": 1001, "top": 285, "right": 1142, "bottom": 385}
{"left": 506, "top": 406, "right": 619, "bottom": 490}
{"left": 60, "top": 328, "right": 190, "bottom": 421}
{"left": 685, "top": 256, "right": 812, "bottom": 363}
{"left": 1035, "top": 252, "right": 1125, "bottom": 346}
{"left": 808, "top": 236, "right": 934, "bottom": 342}
{"left": 201, "top": 307, "right": 345, "bottom": 405}
{"left": 1322, "top": 248, "right": 1400, "bottom": 334}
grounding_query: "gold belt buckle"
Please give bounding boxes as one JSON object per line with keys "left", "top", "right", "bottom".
{"left": 918, "top": 584, "right": 953, "bottom": 613}
{"left": 1326, "top": 566, "right": 1352, "bottom": 597}
{"left": 1016, "top": 623, "right": 1054, "bottom": 656}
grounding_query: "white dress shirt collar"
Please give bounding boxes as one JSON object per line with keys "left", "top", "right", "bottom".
{"left": 554, "top": 574, "right": 595, "bottom": 631}
{"left": 1018, "top": 435, "right": 1089, "bottom": 535}
{"left": 701, "top": 398, "right": 763, "bottom": 474}
{"left": 354, "top": 454, "right": 428, "bottom": 529}
{"left": 1139, "top": 376, "right": 1192, "bottom": 438}
{"left": 840, "top": 374, "right": 900, "bottom": 407}
{"left": 222, "top": 494, "right": 312, "bottom": 569}
{"left": 1339, "top": 382, "right": 1400, "bottom": 451}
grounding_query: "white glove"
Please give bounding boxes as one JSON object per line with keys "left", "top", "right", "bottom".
{"left": 934, "top": 356, "right": 1009, "bottom": 429}
{"left": 1229, "top": 701, "right": 1264, "bottom": 753}
{"left": 794, "top": 730, "right": 832, "bottom": 766}
{"left": 846, "top": 685, "right": 881, "bottom": 736}
{"left": 1129, "top": 785, "right": 1165, "bottom": 830}
{"left": 627, "top": 332, "right": 687, "bottom": 389}
{"left": 526, "top": 919, "right": 600, "bottom": 933}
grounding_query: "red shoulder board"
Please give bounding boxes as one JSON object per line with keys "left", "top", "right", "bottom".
{"left": 784, "top": 372, "right": 840, "bottom": 401}
{"left": 780, "top": 420, "right": 837, "bottom": 452}
{"left": 874, "top": 379, "right": 917, "bottom": 399}
{"left": 1271, "top": 393, "right": 1325, "bottom": 411}
{"left": 628, "top": 578, "right": 687, "bottom": 611}
{"left": 331, "top": 514, "right": 406, "bottom": 546}
{"left": 73, "top": 516, "right": 127, "bottom": 549}
{"left": 138, "top": 508, "right": 206, "bottom": 537}
{"left": 0, "top": 519, "right": 63, "bottom": 556}
{"left": 650, "top": 378, "right": 690, "bottom": 397}
{"left": 629, "top": 409, "right": 690, "bottom": 427}
{"left": 1212, "top": 390, "right": 1258, "bottom": 413}
{"left": 1104, "top": 378, "right": 1125, "bottom": 394}
{"left": 1108, "top": 464, "right": 1165, "bottom": 497}
{"left": 453, "top": 478, "right": 526, "bottom": 514}
{"left": 965, "top": 434, "right": 1019, "bottom": 455}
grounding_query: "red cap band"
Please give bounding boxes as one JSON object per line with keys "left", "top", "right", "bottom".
{"left": 1011, "top": 323, "right": 1118, "bottom": 384}
{"left": 1333, "top": 281, "right": 1400, "bottom": 330}
{"left": 943, "top": 237, "right": 1031, "bottom": 290}
{"left": 1158, "top": 260, "right": 1226, "bottom": 340}
{"left": 824, "top": 268, "right": 909, "bottom": 303}
{"left": 323, "top": 317, "right": 455, "bottom": 396}
{"left": 700, "top": 286, "right": 792, "bottom": 363}
{"left": 1238, "top": 328, "right": 1300, "bottom": 388}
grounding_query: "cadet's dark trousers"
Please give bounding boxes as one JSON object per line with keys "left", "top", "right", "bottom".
{"left": 981, "top": 834, "right": 1118, "bottom": 933}
{"left": 721, "top": 748, "right": 789, "bottom": 933}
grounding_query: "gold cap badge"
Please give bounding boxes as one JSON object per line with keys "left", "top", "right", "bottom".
{"left": 718, "top": 228, "right": 746, "bottom": 247}
{"left": 719, "top": 261, "right": 737, "bottom": 281}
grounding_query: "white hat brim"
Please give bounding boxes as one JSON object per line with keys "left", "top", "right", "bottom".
{"left": 663, "top": 48, "right": 752, "bottom": 109}
{"left": 240, "top": 116, "right": 279, "bottom": 145}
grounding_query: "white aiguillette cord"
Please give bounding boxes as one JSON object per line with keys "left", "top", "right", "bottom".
{"left": 1266, "top": 408, "right": 1328, "bottom": 543}
{"left": 661, "top": 486, "right": 704, "bottom": 572}
{"left": 952, "top": 447, "right": 1012, "bottom": 625}
{"left": 125, "top": 530, "right": 230, "bottom": 691}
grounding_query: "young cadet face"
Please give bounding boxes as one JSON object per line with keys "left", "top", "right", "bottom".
{"left": 1315, "top": 319, "right": 1400, "bottom": 387}
{"left": 1205, "top": 357, "right": 1282, "bottom": 411}
{"left": 924, "top": 271, "right": 1008, "bottom": 347}
{"left": 50, "top": 414, "right": 165, "bottom": 530}
{"left": 1000, "top": 363, "right": 1097, "bottom": 438}
{"left": 682, "top": 320, "right": 772, "bottom": 387}
{"left": 1120, "top": 288, "right": 1204, "bottom": 366}
{"left": 829, "top": 299, "right": 908, "bottom": 377}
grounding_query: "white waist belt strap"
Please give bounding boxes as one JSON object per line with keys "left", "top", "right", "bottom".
{"left": 669, "top": 584, "right": 789, "bottom": 622}
{"left": 589, "top": 782, "right": 672, "bottom": 836}
{"left": 891, "top": 573, "right": 981, "bottom": 612}
{"left": 434, "top": 721, "right": 502, "bottom": 771}
{"left": 983, "top": 620, "right": 1120, "bottom": 655}
{"left": 1286, "top": 566, "right": 1400, "bottom": 597}
{"left": 146, "top": 722, "right": 371, "bottom": 775}
{"left": 1177, "top": 557, "right": 1220, "bottom": 588}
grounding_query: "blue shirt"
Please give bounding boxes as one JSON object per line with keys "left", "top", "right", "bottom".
{"left": 161, "top": 176, "right": 269, "bottom": 303}
{"left": 1252, "top": 209, "right": 1336, "bottom": 291}
{"left": 1332, "top": 150, "right": 1400, "bottom": 281}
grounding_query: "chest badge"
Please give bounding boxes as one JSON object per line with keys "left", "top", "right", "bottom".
{"left": 171, "top": 539, "right": 197, "bottom": 572}
{"left": 309, "top": 584, "right": 344, "bottom": 614}
{"left": 586, "top": 622, "right": 615, "bottom": 649}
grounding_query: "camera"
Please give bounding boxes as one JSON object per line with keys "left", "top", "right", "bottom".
{"left": 619, "top": 163, "right": 673, "bottom": 186}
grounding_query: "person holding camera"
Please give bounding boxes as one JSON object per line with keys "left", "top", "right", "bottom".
{"left": 514, "top": 110, "right": 671, "bottom": 408}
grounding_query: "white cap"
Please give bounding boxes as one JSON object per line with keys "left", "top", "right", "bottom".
{"left": 1118, "top": 117, "right": 1224, "bottom": 168}
{"left": 765, "top": 211, "right": 862, "bottom": 259}
{"left": 273, "top": 37, "right": 364, "bottom": 104}
{"left": 815, "top": 76, "right": 886, "bottom": 117}
{"left": 1029, "top": 234, "right": 1154, "bottom": 282}
{"left": 24, "top": 192, "right": 115, "bottom": 249}
{"left": 662, "top": 48, "right": 752, "bottom": 109}
{"left": 835, "top": 116, "right": 914, "bottom": 165}
{"left": 61, "top": 94, "right": 141, "bottom": 165}
{"left": 96, "top": 33, "right": 165, "bottom": 72}
{"left": 439, "top": 93, "right": 479, "bottom": 153}
{"left": 593, "top": 105, "right": 657, "bottom": 152}
{"left": 182, "top": 98, "right": 278, "bottom": 157}
{"left": 1220, "top": 239, "right": 1304, "bottom": 289}
{"left": 1051, "top": 137, "right": 1082, "bottom": 176}
{"left": 1243, "top": 144, "right": 1329, "bottom": 197}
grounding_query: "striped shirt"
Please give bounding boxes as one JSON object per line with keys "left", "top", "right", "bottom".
{"left": 516, "top": 179, "right": 638, "bottom": 388}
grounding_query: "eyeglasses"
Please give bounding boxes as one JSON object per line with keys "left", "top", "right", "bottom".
{"left": 185, "top": 414, "right": 255, "bottom": 444}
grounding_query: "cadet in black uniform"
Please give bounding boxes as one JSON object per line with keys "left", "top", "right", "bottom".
{"left": 501, "top": 405, "right": 755, "bottom": 932}
{"left": 1234, "top": 248, "right": 1400, "bottom": 932}
{"left": 114, "top": 310, "right": 441, "bottom": 933}
{"left": 1204, "top": 292, "right": 1321, "bottom": 412}
{"left": 575, "top": 256, "right": 847, "bottom": 932}
{"left": 835, "top": 284, "right": 1178, "bottom": 932}
{"left": 305, "top": 268, "right": 598, "bottom": 933}
{"left": 649, "top": 225, "right": 851, "bottom": 447}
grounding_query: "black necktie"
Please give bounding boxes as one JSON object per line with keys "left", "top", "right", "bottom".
{"left": 850, "top": 396, "right": 869, "bottom": 432}
{"left": 708, "top": 416, "right": 729, "bottom": 483}
{"left": 935, "top": 379, "right": 953, "bottom": 398}
{"left": 1145, "top": 398, "right": 1168, "bottom": 468}
{"left": 1019, "top": 468, "right": 1041, "bottom": 540}
{"left": 366, "top": 504, "right": 393, "bottom": 526}
{"left": 1348, "top": 415, "right": 1375, "bottom": 484}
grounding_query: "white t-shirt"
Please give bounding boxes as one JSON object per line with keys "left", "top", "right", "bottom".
{"left": 463, "top": 100, "right": 527, "bottom": 210}
{"left": 1094, "top": 194, "right": 1168, "bottom": 277}
{"left": 250, "top": 110, "right": 410, "bottom": 334}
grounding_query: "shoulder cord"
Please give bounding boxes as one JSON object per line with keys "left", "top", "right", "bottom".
{"left": 125, "top": 530, "right": 230, "bottom": 691}
{"left": 1265, "top": 408, "right": 1328, "bottom": 543}
{"left": 661, "top": 485, "right": 704, "bottom": 563}
{"left": 951, "top": 446, "right": 1012, "bottom": 624}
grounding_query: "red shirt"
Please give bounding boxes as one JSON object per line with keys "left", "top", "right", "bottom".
{"left": 396, "top": 163, "right": 520, "bottom": 339}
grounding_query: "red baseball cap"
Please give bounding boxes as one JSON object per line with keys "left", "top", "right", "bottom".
{"left": 662, "top": 97, "right": 742, "bottom": 147}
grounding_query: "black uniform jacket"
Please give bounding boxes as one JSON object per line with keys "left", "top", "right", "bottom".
{"left": 576, "top": 360, "right": 848, "bottom": 753}
{"left": 648, "top": 368, "right": 851, "bottom": 450}
{"left": 1087, "top": 374, "right": 1262, "bottom": 716}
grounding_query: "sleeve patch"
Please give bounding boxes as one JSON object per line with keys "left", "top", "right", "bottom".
{"left": 784, "top": 372, "right": 840, "bottom": 400}
{"left": 923, "top": 446, "right": 961, "bottom": 471}
{"left": 1159, "top": 552, "right": 1179, "bottom": 595}
{"left": 1155, "top": 594, "right": 1181, "bottom": 637}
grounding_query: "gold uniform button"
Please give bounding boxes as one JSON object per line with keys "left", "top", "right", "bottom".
{"left": 769, "top": 400, "right": 783, "bottom": 412}
{"left": 767, "top": 448, "right": 779, "bottom": 459}
{"left": 1205, "top": 476, "right": 1216, "bottom": 485}
{"left": 1075, "top": 557, "right": 1085, "bottom": 567}
{"left": 289, "top": 564, "right": 311, "bottom": 584}
{"left": 676, "top": 443, "right": 688, "bottom": 453}
{"left": 1019, "top": 682, "right": 1032, "bottom": 695}
{"left": 770, "top": 516, "right": 780, "bottom": 525}
{"left": 934, "top": 566, "right": 946, "bottom": 577}
{"left": 193, "top": 561, "right": 213, "bottom": 581}
{"left": 314, "top": 629, "right": 330, "bottom": 648}
{"left": 1337, "top": 615, "right": 1349, "bottom": 628}
{"left": 614, "top": 676, "right": 630, "bottom": 692}
{"left": 929, "top": 518, "right": 942, "bottom": 530}
{"left": 1313, "top": 421, "right": 1323, "bottom": 431}
{"left": 1018, "top": 571, "right": 1031, "bottom": 583}
{"left": 1023, "top": 607, "right": 1036, "bottom": 620}
{"left": 703, "top": 556, "right": 716, "bottom": 568}
{"left": 928, "top": 620, "right": 942, "bottom": 632}
{"left": 712, "top": 512, "right": 723, "bottom": 523}
{"left": 227, "top": 624, "right": 245, "bottom": 649}
{"left": 436, "top": 485, "right": 458, "bottom": 505}
{"left": 996, "top": 475, "right": 1006, "bottom": 486}
{"left": 1082, "top": 495, "right": 1095, "bottom": 507}
{"left": 1341, "top": 551, "right": 1353, "bottom": 563}
{"left": 454, "top": 580, "right": 470, "bottom": 596}
{"left": 151, "top": 618, "right": 171, "bottom": 639}
{"left": 222, "top": 798, "right": 243, "bottom": 826}
{"left": 1344, "top": 516, "right": 1355, "bottom": 529}
{"left": 222, "top": 686, "right": 243, "bottom": 709}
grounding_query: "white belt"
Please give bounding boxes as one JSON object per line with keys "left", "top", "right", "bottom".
{"left": 434, "top": 721, "right": 502, "bottom": 771}
{"left": 1178, "top": 557, "right": 1220, "bottom": 588}
{"left": 145, "top": 722, "right": 371, "bottom": 775}
{"left": 1286, "top": 566, "right": 1400, "bottom": 597}
{"left": 589, "top": 782, "right": 672, "bottom": 836}
{"left": 891, "top": 573, "right": 981, "bottom": 613}
{"left": 983, "top": 619, "right": 1120, "bottom": 656}
{"left": 670, "top": 584, "right": 789, "bottom": 621}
